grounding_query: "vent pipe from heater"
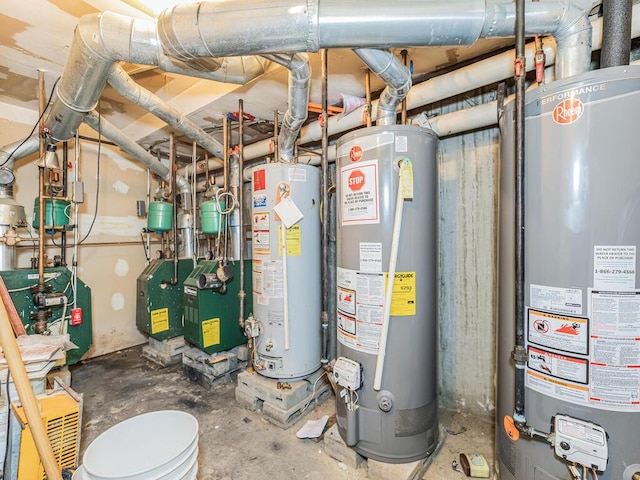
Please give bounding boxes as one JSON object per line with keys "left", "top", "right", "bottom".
{"left": 260, "top": 53, "right": 311, "bottom": 162}
{"left": 353, "top": 49, "right": 412, "bottom": 126}
{"left": 601, "top": 0, "right": 633, "bottom": 67}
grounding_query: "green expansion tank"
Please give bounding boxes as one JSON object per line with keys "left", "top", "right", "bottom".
{"left": 136, "top": 258, "right": 194, "bottom": 341}
{"left": 0, "top": 267, "right": 92, "bottom": 365}
{"left": 183, "top": 259, "right": 251, "bottom": 354}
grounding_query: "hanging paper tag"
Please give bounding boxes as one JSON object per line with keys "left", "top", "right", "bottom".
{"left": 399, "top": 158, "right": 413, "bottom": 200}
{"left": 273, "top": 196, "right": 303, "bottom": 228}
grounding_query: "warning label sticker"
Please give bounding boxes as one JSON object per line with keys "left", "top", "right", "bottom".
{"left": 528, "top": 309, "right": 589, "bottom": 355}
{"left": 530, "top": 284, "right": 582, "bottom": 315}
{"left": 202, "top": 318, "right": 220, "bottom": 348}
{"left": 591, "top": 336, "right": 640, "bottom": 367}
{"left": 340, "top": 160, "right": 379, "bottom": 226}
{"left": 359, "top": 242, "right": 382, "bottom": 273}
{"left": 589, "top": 289, "right": 640, "bottom": 336}
{"left": 337, "top": 311, "right": 356, "bottom": 336}
{"left": 528, "top": 346, "right": 588, "bottom": 384}
{"left": 150, "top": 308, "right": 169, "bottom": 334}
{"left": 337, "top": 286, "right": 356, "bottom": 316}
{"left": 594, "top": 245, "right": 636, "bottom": 291}
{"left": 278, "top": 224, "right": 301, "bottom": 256}
{"left": 527, "top": 370, "right": 589, "bottom": 404}
{"left": 253, "top": 169, "right": 266, "bottom": 191}
{"left": 385, "top": 272, "right": 416, "bottom": 316}
{"left": 252, "top": 212, "right": 270, "bottom": 255}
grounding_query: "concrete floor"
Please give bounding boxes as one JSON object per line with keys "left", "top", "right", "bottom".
{"left": 70, "top": 346, "right": 495, "bottom": 480}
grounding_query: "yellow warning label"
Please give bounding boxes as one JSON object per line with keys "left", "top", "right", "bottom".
{"left": 278, "top": 224, "right": 301, "bottom": 256}
{"left": 384, "top": 271, "right": 416, "bottom": 316}
{"left": 202, "top": 318, "right": 221, "bottom": 348}
{"left": 150, "top": 308, "right": 169, "bottom": 334}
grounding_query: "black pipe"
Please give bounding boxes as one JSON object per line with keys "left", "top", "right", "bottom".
{"left": 320, "top": 49, "right": 330, "bottom": 365}
{"left": 60, "top": 141, "right": 68, "bottom": 266}
{"left": 238, "top": 100, "right": 246, "bottom": 329}
{"left": 601, "top": 0, "right": 633, "bottom": 68}
{"left": 513, "top": 0, "right": 528, "bottom": 426}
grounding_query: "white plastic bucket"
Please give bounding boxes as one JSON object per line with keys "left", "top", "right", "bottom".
{"left": 82, "top": 411, "right": 199, "bottom": 480}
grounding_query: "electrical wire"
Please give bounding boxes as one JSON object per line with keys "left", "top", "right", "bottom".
{"left": 0, "top": 77, "right": 60, "bottom": 168}
{"left": 300, "top": 371, "right": 328, "bottom": 413}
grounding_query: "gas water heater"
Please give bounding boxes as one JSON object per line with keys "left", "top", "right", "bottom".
{"left": 249, "top": 163, "right": 321, "bottom": 379}
{"left": 335, "top": 125, "right": 439, "bottom": 463}
{"left": 497, "top": 65, "right": 640, "bottom": 480}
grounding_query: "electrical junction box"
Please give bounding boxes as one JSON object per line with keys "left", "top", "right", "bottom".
{"left": 459, "top": 453, "right": 490, "bottom": 478}
{"left": 333, "top": 357, "right": 361, "bottom": 390}
{"left": 554, "top": 414, "right": 608, "bottom": 471}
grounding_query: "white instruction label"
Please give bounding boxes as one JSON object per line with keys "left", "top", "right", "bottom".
{"left": 594, "top": 245, "right": 636, "bottom": 290}
{"left": 288, "top": 167, "right": 307, "bottom": 182}
{"left": 262, "top": 260, "right": 283, "bottom": 299}
{"left": 528, "top": 309, "right": 589, "bottom": 355}
{"left": 340, "top": 160, "right": 379, "bottom": 226}
{"left": 589, "top": 290, "right": 640, "bottom": 336}
{"left": 359, "top": 242, "right": 382, "bottom": 273}
{"left": 528, "top": 346, "right": 588, "bottom": 384}
{"left": 530, "top": 284, "right": 582, "bottom": 315}
{"left": 252, "top": 260, "right": 268, "bottom": 306}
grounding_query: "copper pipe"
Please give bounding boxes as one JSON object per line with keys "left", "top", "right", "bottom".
{"left": 401, "top": 49, "right": 408, "bottom": 124}
{"left": 365, "top": 69, "right": 372, "bottom": 127}
{"left": 273, "top": 109, "right": 279, "bottom": 163}
{"left": 223, "top": 115, "right": 229, "bottom": 192}
{"left": 37, "top": 71, "right": 46, "bottom": 285}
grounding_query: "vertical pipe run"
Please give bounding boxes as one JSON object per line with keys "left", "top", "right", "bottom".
{"left": 601, "top": 0, "right": 633, "bottom": 68}
{"left": 401, "top": 50, "right": 408, "bottom": 125}
{"left": 37, "top": 71, "right": 46, "bottom": 286}
{"left": 273, "top": 110, "right": 279, "bottom": 163}
{"left": 513, "top": 0, "right": 528, "bottom": 426}
{"left": 61, "top": 141, "right": 68, "bottom": 265}
{"left": 170, "top": 133, "right": 179, "bottom": 284}
{"left": 365, "top": 69, "right": 372, "bottom": 128}
{"left": 238, "top": 100, "right": 246, "bottom": 328}
{"left": 320, "top": 48, "right": 330, "bottom": 364}
{"left": 223, "top": 116, "right": 229, "bottom": 192}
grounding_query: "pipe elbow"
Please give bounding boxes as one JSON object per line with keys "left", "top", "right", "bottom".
{"left": 554, "top": 2, "right": 592, "bottom": 78}
{"left": 175, "top": 174, "right": 191, "bottom": 194}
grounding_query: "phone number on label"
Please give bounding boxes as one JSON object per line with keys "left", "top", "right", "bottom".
{"left": 594, "top": 269, "right": 635, "bottom": 274}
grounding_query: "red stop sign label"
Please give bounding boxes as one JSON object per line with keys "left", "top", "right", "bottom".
{"left": 348, "top": 170, "right": 365, "bottom": 191}
{"left": 349, "top": 146, "right": 362, "bottom": 162}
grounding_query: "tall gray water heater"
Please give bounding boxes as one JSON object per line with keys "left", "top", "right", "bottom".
{"left": 335, "top": 125, "right": 439, "bottom": 463}
{"left": 497, "top": 66, "right": 640, "bottom": 479}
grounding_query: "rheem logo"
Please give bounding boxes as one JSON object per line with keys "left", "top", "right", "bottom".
{"left": 553, "top": 98, "right": 584, "bottom": 125}
{"left": 349, "top": 146, "right": 363, "bottom": 162}
{"left": 348, "top": 170, "right": 365, "bottom": 191}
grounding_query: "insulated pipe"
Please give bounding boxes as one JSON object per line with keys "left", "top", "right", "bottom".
{"left": 108, "top": 65, "right": 225, "bottom": 161}
{"left": 261, "top": 53, "right": 311, "bottom": 162}
{"left": 601, "top": 0, "right": 633, "bottom": 67}
{"left": 353, "top": 49, "right": 412, "bottom": 126}
{"left": 83, "top": 110, "right": 191, "bottom": 195}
